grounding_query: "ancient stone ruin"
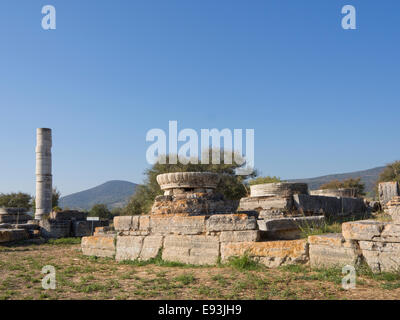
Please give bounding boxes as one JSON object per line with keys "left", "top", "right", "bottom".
{"left": 82, "top": 173, "right": 367, "bottom": 268}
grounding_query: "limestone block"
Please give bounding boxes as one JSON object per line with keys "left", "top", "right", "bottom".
{"left": 378, "top": 182, "right": 400, "bottom": 206}
{"left": 114, "top": 216, "right": 139, "bottom": 231}
{"left": 388, "top": 205, "right": 400, "bottom": 223}
{"left": 260, "top": 216, "right": 325, "bottom": 232}
{"left": 308, "top": 233, "right": 361, "bottom": 268}
{"left": 162, "top": 235, "right": 219, "bottom": 265}
{"left": 139, "top": 235, "right": 163, "bottom": 260}
{"left": 115, "top": 235, "right": 144, "bottom": 261}
{"left": 150, "top": 215, "right": 206, "bottom": 235}
{"left": 293, "top": 194, "right": 366, "bottom": 217}
{"left": 39, "top": 219, "right": 71, "bottom": 238}
{"left": 0, "top": 229, "right": 29, "bottom": 243}
{"left": 81, "top": 234, "right": 116, "bottom": 258}
{"left": 359, "top": 241, "right": 400, "bottom": 272}
{"left": 138, "top": 215, "right": 151, "bottom": 232}
{"left": 250, "top": 183, "right": 308, "bottom": 197}
{"left": 342, "top": 220, "right": 386, "bottom": 241}
{"left": 206, "top": 214, "right": 257, "bottom": 232}
{"left": 238, "top": 196, "right": 292, "bottom": 212}
{"left": 221, "top": 239, "right": 309, "bottom": 267}
{"left": 220, "top": 230, "right": 261, "bottom": 242}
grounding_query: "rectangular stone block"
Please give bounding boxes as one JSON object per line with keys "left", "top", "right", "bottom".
{"left": 0, "top": 229, "right": 29, "bottom": 243}
{"left": 293, "top": 194, "right": 366, "bottom": 217}
{"left": 308, "top": 233, "right": 360, "bottom": 268}
{"left": 115, "top": 235, "right": 143, "bottom": 261}
{"left": 206, "top": 214, "right": 257, "bottom": 232}
{"left": 260, "top": 216, "right": 325, "bottom": 232}
{"left": 359, "top": 241, "right": 400, "bottom": 272}
{"left": 238, "top": 196, "right": 292, "bottom": 212}
{"left": 162, "top": 235, "right": 219, "bottom": 265}
{"left": 150, "top": 215, "right": 206, "bottom": 235}
{"left": 114, "top": 216, "right": 139, "bottom": 231}
{"left": 342, "top": 220, "right": 386, "bottom": 241}
{"left": 220, "top": 230, "right": 261, "bottom": 242}
{"left": 139, "top": 235, "right": 163, "bottom": 260}
{"left": 81, "top": 234, "right": 116, "bottom": 258}
{"left": 221, "top": 239, "right": 309, "bottom": 267}
{"left": 378, "top": 182, "right": 400, "bottom": 205}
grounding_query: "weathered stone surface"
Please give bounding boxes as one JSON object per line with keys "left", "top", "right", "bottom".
{"left": 139, "top": 235, "right": 163, "bottom": 260}
{"left": 157, "top": 172, "right": 220, "bottom": 193}
{"left": 0, "top": 228, "right": 29, "bottom": 243}
{"left": 293, "top": 194, "right": 366, "bottom": 217}
{"left": 221, "top": 239, "right": 309, "bottom": 267}
{"left": 250, "top": 183, "right": 308, "bottom": 197}
{"left": 35, "top": 128, "right": 52, "bottom": 220}
{"left": 39, "top": 219, "right": 71, "bottom": 238}
{"left": 50, "top": 210, "right": 87, "bottom": 221}
{"left": 238, "top": 196, "right": 292, "bottom": 213}
{"left": 151, "top": 192, "right": 238, "bottom": 216}
{"left": 308, "top": 233, "right": 361, "bottom": 268}
{"left": 115, "top": 235, "right": 144, "bottom": 261}
{"left": 342, "top": 220, "right": 386, "bottom": 241}
{"left": 359, "top": 241, "right": 400, "bottom": 272}
{"left": 220, "top": 230, "right": 261, "bottom": 242}
{"left": 206, "top": 214, "right": 257, "bottom": 231}
{"left": 310, "top": 188, "right": 358, "bottom": 198}
{"left": 162, "top": 235, "right": 219, "bottom": 265}
{"left": 387, "top": 197, "right": 400, "bottom": 222}
{"left": 259, "top": 216, "right": 325, "bottom": 232}
{"left": 81, "top": 234, "right": 116, "bottom": 258}
{"left": 0, "top": 208, "right": 32, "bottom": 224}
{"left": 378, "top": 182, "right": 399, "bottom": 206}
{"left": 114, "top": 216, "right": 139, "bottom": 231}
{"left": 150, "top": 215, "right": 206, "bottom": 235}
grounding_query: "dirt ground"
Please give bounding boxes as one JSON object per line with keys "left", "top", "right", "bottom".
{"left": 1, "top": 240, "right": 400, "bottom": 300}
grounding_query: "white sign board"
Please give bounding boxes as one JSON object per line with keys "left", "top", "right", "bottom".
{"left": 87, "top": 217, "right": 100, "bottom": 221}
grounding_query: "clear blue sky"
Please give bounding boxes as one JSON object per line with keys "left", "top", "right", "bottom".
{"left": 1, "top": 0, "right": 399, "bottom": 196}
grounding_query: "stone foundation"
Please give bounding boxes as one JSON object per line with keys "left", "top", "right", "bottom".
{"left": 82, "top": 213, "right": 309, "bottom": 267}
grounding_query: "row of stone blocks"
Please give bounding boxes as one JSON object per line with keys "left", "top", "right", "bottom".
{"left": 309, "top": 220, "right": 400, "bottom": 272}
{"left": 239, "top": 194, "right": 366, "bottom": 219}
{"left": 82, "top": 214, "right": 310, "bottom": 267}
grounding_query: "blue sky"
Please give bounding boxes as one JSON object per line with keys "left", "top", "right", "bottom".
{"left": 0, "top": 0, "right": 399, "bottom": 196}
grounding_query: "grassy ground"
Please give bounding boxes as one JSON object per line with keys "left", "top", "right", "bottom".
{"left": 1, "top": 239, "right": 400, "bottom": 300}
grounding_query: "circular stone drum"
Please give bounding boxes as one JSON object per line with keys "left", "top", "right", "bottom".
{"left": 156, "top": 172, "right": 220, "bottom": 195}
{"left": 250, "top": 182, "right": 309, "bottom": 197}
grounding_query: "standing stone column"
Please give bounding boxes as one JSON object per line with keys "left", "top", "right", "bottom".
{"left": 35, "top": 128, "right": 52, "bottom": 220}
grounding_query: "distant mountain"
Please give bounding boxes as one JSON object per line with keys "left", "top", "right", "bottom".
{"left": 288, "top": 166, "right": 385, "bottom": 194}
{"left": 59, "top": 180, "right": 137, "bottom": 211}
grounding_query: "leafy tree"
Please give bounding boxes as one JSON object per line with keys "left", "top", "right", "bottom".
{"left": 320, "top": 177, "right": 365, "bottom": 196}
{"left": 378, "top": 161, "right": 400, "bottom": 184}
{"left": 88, "top": 204, "right": 113, "bottom": 220}
{"left": 123, "top": 150, "right": 257, "bottom": 215}
{"left": 0, "top": 192, "right": 32, "bottom": 210}
{"left": 249, "top": 176, "right": 282, "bottom": 186}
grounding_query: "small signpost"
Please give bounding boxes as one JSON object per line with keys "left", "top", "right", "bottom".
{"left": 87, "top": 217, "right": 100, "bottom": 235}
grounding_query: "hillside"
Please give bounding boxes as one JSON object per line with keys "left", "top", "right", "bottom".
{"left": 288, "top": 166, "right": 385, "bottom": 194}
{"left": 59, "top": 180, "right": 137, "bottom": 211}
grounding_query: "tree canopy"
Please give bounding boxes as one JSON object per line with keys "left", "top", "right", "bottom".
{"left": 248, "top": 176, "right": 282, "bottom": 186}
{"left": 378, "top": 161, "right": 400, "bottom": 185}
{"left": 0, "top": 192, "right": 32, "bottom": 210}
{"left": 88, "top": 204, "right": 113, "bottom": 220}
{"left": 320, "top": 177, "right": 365, "bottom": 196}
